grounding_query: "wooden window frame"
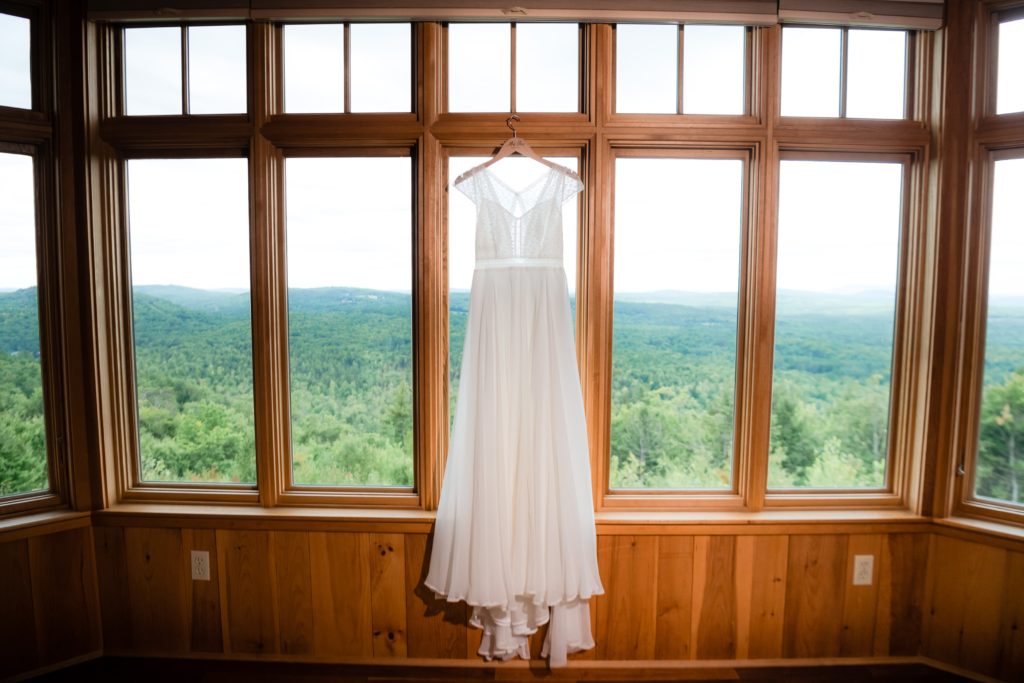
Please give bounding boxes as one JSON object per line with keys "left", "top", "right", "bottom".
{"left": 440, "top": 21, "right": 590, "bottom": 124}
{"left": 777, "top": 24, "right": 915, "bottom": 122}
{"left": 0, "top": 0, "right": 76, "bottom": 518}
{"left": 86, "top": 18, "right": 933, "bottom": 515}
{"left": 610, "top": 23, "right": 757, "bottom": 123}
{"left": 947, "top": 1, "right": 1024, "bottom": 528}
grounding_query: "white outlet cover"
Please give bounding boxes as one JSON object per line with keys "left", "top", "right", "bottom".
{"left": 852, "top": 554, "right": 874, "bottom": 586}
{"left": 191, "top": 549, "right": 211, "bottom": 581}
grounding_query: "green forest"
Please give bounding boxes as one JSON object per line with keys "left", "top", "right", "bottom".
{"left": 2, "top": 285, "right": 1023, "bottom": 502}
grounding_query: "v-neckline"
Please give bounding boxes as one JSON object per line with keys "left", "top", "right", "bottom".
{"left": 478, "top": 165, "right": 559, "bottom": 220}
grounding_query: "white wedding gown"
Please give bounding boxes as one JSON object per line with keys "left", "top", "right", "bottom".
{"left": 425, "top": 161, "right": 604, "bottom": 667}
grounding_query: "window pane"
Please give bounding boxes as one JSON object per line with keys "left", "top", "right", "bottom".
{"left": 448, "top": 23, "right": 510, "bottom": 112}
{"left": 769, "top": 160, "right": 903, "bottom": 489}
{"left": 285, "top": 157, "right": 413, "bottom": 487}
{"left": 516, "top": 23, "right": 578, "bottom": 112}
{"left": 997, "top": 18, "right": 1024, "bottom": 115}
{"left": 350, "top": 23, "right": 411, "bottom": 112}
{"left": 127, "top": 159, "right": 255, "bottom": 483}
{"left": 781, "top": 27, "right": 840, "bottom": 117}
{"left": 612, "top": 157, "right": 743, "bottom": 489}
{"left": 0, "top": 153, "right": 48, "bottom": 496}
{"left": 682, "top": 25, "right": 745, "bottom": 115}
{"left": 616, "top": 24, "right": 677, "bottom": 114}
{"left": 124, "top": 27, "right": 182, "bottom": 115}
{"left": 187, "top": 25, "right": 247, "bottom": 114}
{"left": 0, "top": 13, "right": 31, "bottom": 109}
{"left": 846, "top": 30, "right": 906, "bottom": 119}
{"left": 447, "top": 156, "right": 579, "bottom": 424}
{"left": 975, "top": 157, "right": 1024, "bottom": 504}
{"left": 284, "top": 24, "right": 344, "bottom": 113}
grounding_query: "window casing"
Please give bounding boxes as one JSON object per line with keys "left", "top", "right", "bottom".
{"left": 89, "top": 17, "right": 931, "bottom": 514}
{"left": 0, "top": 0, "right": 76, "bottom": 517}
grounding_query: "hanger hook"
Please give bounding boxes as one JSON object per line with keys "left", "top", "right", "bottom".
{"left": 506, "top": 114, "right": 520, "bottom": 138}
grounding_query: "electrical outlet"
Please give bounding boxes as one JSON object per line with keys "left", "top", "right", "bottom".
{"left": 191, "top": 550, "right": 210, "bottom": 581}
{"left": 853, "top": 554, "right": 874, "bottom": 586}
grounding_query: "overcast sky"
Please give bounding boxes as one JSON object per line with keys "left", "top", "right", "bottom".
{"left": 2, "top": 22, "right": 1022, "bottom": 298}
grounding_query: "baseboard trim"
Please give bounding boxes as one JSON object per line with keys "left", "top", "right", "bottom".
{"left": 7, "top": 649, "right": 102, "bottom": 682}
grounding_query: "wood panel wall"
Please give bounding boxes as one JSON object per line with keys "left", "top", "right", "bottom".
{"left": 0, "top": 523, "right": 102, "bottom": 680}
{"left": 87, "top": 523, "right": 1024, "bottom": 676}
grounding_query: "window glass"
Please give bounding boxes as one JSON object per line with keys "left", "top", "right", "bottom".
{"left": 448, "top": 23, "right": 511, "bottom": 112}
{"left": 124, "top": 27, "right": 182, "bottom": 115}
{"left": 447, "top": 156, "right": 579, "bottom": 423}
{"left": 682, "top": 25, "right": 745, "bottom": 115}
{"left": 127, "top": 159, "right": 255, "bottom": 483}
{"left": 611, "top": 157, "right": 744, "bottom": 489}
{"left": 187, "top": 25, "right": 247, "bottom": 114}
{"left": 769, "top": 160, "right": 903, "bottom": 489}
{"left": 975, "top": 157, "right": 1024, "bottom": 504}
{"left": 284, "top": 24, "right": 344, "bottom": 113}
{"left": 515, "top": 23, "right": 578, "bottom": 112}
{"left": 846, "top": 29, "right": 906, "bottom": 119}
{"left": 997, "top": 18, "right": 1024, "bottom": 115}
{"left": 780, "top": 27, "right": 841, "bottom": 117}
{"left": 0, "top": 13, "right": 31, "bottom": 109}
{"left": 0, "top": 152, "right": 48, "bottom": 496}
{"left": 285, "top": 157, "right": 413, "bottom": 487}
{"left": 350, "top": 24, "right": 411, "bottom": 113}
{"left": 615, "top": 24, "right": 677, "bottom": 114}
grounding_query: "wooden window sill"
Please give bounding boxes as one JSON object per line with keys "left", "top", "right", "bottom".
{"left": 93, "top": 503, "right": 934, "bottom": 535}
{"left": 932, "top": 516, "right": 1024, "bottom": 550}
{"left": 0, "top": 509, "right": 92, "bottom": 542}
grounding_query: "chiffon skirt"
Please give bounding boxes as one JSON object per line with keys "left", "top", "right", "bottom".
{"left": 425, "top": 265, "right": 604, "bottom": 667}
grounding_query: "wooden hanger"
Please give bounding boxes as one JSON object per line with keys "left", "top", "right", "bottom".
{"left": 454, "top": 115, "right": 581, "bottom": 186}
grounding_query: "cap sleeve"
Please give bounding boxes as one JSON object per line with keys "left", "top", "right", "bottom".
{"left": 453, "top": 171, "right": 480, "bottom": 205}
{"left": 560, "top": 172, "right": 584, "bottom": 204}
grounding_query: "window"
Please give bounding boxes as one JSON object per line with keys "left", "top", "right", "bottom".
{"left": 284, "top": 156, "right": 413, "bottom": 487}
{"left": 781, "top": 27, "right": 907, "bottom": 119}
{"left": 126, "top": 158, "right": 256, "bottom": 485}
{"left": 615, "top": 24, "right": 747, "bottom": 115}
{"left": 973, "top": 155, "right": 1024, "bottom": 506}
{"left": 92, "top": 16, "right": 929, "bottom": 513}
{"left": 123, "top": 25, "right": 247, "bottom": 115}
{"left": 447, "top": 23, "right": 580, "bottom": 113}
{"left": 0, "top": 152, "right": 47, "bottom": 497}
{"left": 769, "top": 159, "right": 905, "bottom": 490}
{"left": 611, "top": 155, "right": 745, "bottom": 489}
{"left": 996, "top": 16, "right": 1024, "bottom": 115}
{"left": 284, "top": 23, "right": 412, "bottom": 113}
{"left": 0, "top": 11, "right": 31, "bottom": 109}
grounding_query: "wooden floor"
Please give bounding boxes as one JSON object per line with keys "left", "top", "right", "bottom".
{"left": 29, "top": 658, "right": 977, "bottom": 682}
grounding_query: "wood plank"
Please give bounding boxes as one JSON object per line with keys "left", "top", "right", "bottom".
{"left": 92, "top": 525, "right": 132, "bottom": 651}
{"left": 595, "top": 535, "right": 657, "bottom": 659}
{"left": 733, "top": 536, "right": 753, "bottom": 659}
{"left": 28, "top": 528, "right": 101, "bottom": 664}
{"left": 881, "top": 532, "right": 928, "bottom": 656}
{"left": 273, "top": 531, "right": 314, "bottom": 655}
{"left": 840, "top": 534, "right": 882, "bottom": 656}
{"left": 404, "top": 533, "right": 466, "bottom": 658}
{"left": 181, "top": 528, "right": 223, "bottom": 653}
{"left": 746, "top": 535, "right": 788, "bottom": 659}
{"left": 123, "top": 527, "right": 189, "bottom": 653}
{"left": 783, "top": 534, "right": 848, "bottom": 657}
{"left": 654, "top": 536, "right": 693, "bottom": 659}
{"left": 0, "top": 540, "right": 38, "bottom": 678}
{"left": 999, "top": 550, "right": 1024, "bottom": 682}
{"left": 220, "top": 529, "right": 278, "bottom": 654}
{"left": 924, "top": 535, "right": 1006, "bottom": 676}
{"left": 309, "top": 532, "right": 373, "bottom": 657}
{"left": 369, "top": 533, "right": 408, "bottom": 657}
{"left": 695, "top": 536, "right": 736, "bottom": 659}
